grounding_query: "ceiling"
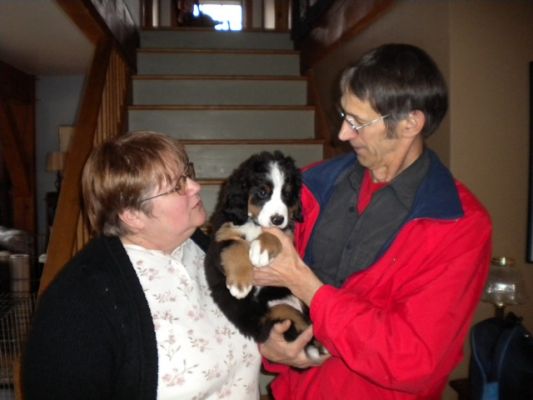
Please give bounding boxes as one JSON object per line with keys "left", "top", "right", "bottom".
{"left": 0, "top": 0, "right": 94, "bottom": 76}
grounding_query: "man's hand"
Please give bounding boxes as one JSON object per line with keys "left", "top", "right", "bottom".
{"left": 252, "top": 228, "right": 323, "bottom": 306}
{"left": 259, "top": 320, "right": 330, "bottom": 369}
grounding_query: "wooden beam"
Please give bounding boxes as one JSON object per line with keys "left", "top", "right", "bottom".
{"left": 0, "top": 100, "right": 30, "bottom": 195}
{"left": 0, "top": 61, "right": 34, "bottom": 103}
{"left": 55, "top": 0, "right": 138, "bottom": 70}
{"left": 39, "top": 43, "right": 112, "bottom": 294}
{"left": 55, "top": 0, "right": 108, "bottom": 44}
{"left": 0, "top": 67, "right": 36, "bottom": 234}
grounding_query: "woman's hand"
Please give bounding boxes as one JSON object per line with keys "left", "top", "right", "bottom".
{"left": 252, "top": 227, "right": 323, "bottom": 306}
{"left": 259, "top": 321, "right": 329, "bottom": 368}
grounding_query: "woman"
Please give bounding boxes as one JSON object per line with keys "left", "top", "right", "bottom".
{"left": 22, "top": 132, "right": 261, "bottom": 399}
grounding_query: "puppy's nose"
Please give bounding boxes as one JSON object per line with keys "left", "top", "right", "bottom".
{"left": 270, "top": 214, "right": 285, "bottom": 226}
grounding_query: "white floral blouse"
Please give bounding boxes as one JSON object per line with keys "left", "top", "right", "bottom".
{"left": 125, "top": 239, "right": 261, "bottom": 400}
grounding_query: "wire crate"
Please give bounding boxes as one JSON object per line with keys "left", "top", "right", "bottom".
{"left": 0, "top": 293, "right": 36, "bottom": 399}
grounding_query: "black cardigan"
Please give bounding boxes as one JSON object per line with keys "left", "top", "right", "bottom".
{"left": 23, "top": 232, "right": 208, "bottom": 400}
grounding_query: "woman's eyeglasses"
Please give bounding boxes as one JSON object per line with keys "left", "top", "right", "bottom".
{"left": 140, "top": 162, "right": 196, "bottom": 202}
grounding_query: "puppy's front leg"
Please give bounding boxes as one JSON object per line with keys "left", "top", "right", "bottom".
{"left": 249, "top": 232, "right": 282, "bottom": 267}
{"left": 220, "top": 241, "right": 254, "bottom": 299}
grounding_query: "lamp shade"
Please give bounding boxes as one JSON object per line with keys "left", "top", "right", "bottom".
{"left": 46, "top": 151, "right": 65, "bottom": 172}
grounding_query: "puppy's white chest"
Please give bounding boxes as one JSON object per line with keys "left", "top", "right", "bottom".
{"left": 235, "top": 221, "right": 262, "bottom": 242}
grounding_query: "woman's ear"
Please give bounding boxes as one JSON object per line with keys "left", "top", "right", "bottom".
{"left": 119, "top": 208, "right": 145, "bottom": 232}
{"left": 401, "top": 110, "right": 426, "bottom": 138}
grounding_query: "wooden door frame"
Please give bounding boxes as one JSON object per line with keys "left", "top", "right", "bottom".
{"left": 0, "top": 61, "right": 36, "bottom": 235}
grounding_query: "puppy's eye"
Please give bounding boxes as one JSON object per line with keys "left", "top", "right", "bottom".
{"left": 256, "top": 189, "right": 268, "bottom": 200}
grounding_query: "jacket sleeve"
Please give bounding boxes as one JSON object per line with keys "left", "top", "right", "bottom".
{"left": 310, "top": 205, "right": 492, "bottom": 393}
{"left": 22, "top": 269, "right": 117, "bottom": 400}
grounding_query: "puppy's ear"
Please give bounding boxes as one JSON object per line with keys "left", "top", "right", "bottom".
{"left": 225, "top": 195, "right": 250, "bottom": 224}
{"left": 216, "top": 160, "right": 253, "bottom": 225}
{"left": 292, "top": 200, "right": 303, "bottom": 223}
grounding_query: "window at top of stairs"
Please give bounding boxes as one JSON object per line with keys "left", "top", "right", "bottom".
{"left": 195, "top": 1, "right": 242, "bottom": 31}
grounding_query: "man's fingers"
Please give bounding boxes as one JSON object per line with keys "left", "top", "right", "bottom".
{"left": 264, "top": 227, "right": 291, "bottom": 243}
{"left": 272, "top": 320, "right": 292, "bottom": 334}
{"left": 295, "top": 325, "right": 314, "bottom": 345}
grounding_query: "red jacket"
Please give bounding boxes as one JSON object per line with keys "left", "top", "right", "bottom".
{"left": 264, "top": 151, "right": 492, "bottom": 399}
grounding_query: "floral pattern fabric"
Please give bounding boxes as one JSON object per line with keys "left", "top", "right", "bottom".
{"left": 125, "top": 239, "right": 261, "bottom": 400}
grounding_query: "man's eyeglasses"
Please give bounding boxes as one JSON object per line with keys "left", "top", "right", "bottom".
{"left": 338, "top": 108, "right": 389, "bottom": 134}
{"left": 140, "top": 162, "right": 196, "bottom": 202}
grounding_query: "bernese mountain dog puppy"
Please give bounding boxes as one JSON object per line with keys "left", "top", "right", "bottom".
{"left": 205, "top": 151, "right": 326, "bottom": 360}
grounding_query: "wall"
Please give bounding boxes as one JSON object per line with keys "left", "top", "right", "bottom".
{"left": 311, "top": 0, "right": 451, "bottom": 162}
{"left": 310, "top": 0, "right": 533, "bottom": 398}
{"left": 124, "top": 0, "right": 141, "bottom": 26}
{"left": 36, "top": 75, "right": 85, "bottom": 253}
{"left": 448, "top": 1, "right": 533, "bottom": 323}
{"left": 448, "top": 1, "right": 533, "bottom": 391}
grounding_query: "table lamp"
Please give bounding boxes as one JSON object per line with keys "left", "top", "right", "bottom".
{"left": 46, "top": 151, "right": 65, "bottom": 191}
{"left": 482, "top": 256, "right": 528, "bottom": 319}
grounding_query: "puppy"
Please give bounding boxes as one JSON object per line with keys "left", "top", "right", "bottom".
{"left": 205, "top": 151, "right": 326, "bottom": 360}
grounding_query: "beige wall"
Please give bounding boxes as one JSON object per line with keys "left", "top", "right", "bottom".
{"left": 311, "top": 0, "right": 533, "bottom": 398}
{"left": 312, "top": 1, "right": 452, "bottom": 161}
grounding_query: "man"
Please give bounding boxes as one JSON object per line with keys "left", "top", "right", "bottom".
{"left": 253, "top": 43, "right": 492, "bottom": 399}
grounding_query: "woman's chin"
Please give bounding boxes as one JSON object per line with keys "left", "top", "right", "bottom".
{"left": 194, "top": 202, "right": 207, "bottom": 226}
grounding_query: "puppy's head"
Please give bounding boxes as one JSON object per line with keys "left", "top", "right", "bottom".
{"left": 215, "top": 151, "right": 302, "bottom": 229}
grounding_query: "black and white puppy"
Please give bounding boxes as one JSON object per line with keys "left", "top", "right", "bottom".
{"left": 205, "top": 151, "right": 326, "bottom": 360}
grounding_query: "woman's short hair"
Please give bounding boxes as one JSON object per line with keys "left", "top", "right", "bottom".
{"left": 82, "top": 131, "right": 189, "bottom": 236}
{"left": 339, "top": 43, "right": 448, "bottom": 138}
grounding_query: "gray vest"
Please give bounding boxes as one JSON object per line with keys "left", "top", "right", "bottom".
{"left": 308, "top": 151, "right": 430, "bottom": 287}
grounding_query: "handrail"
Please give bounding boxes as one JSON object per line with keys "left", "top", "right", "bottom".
{"left": 291, "top": 0, "right": 335, "bottom": 42}
{"left": 39, "top": 43, "right": 131, "bottom": 295}
{"left": 39, "top": 2, "right": 134, "bottom": 295}
{"left": 294, "top": 0, "right": 395, "bottom": 70}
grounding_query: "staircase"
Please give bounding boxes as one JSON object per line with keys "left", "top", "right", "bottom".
{"left": 128, "top": 28, "right": 324, "bottom": 215}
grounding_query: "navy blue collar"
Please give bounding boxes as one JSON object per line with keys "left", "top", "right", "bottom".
{"left": 303, "top": 149, "right": 463, "bottom": 222}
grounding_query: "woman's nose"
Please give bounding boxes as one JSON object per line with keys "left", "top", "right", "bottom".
{"left": 185, "top": 177, "right": 201, "bottom": 195}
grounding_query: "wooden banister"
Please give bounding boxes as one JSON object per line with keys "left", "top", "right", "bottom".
{"left": 39, "top": 43, "right": 109, "bottom": 293}
{"left": 40, "top": 43, "right": 132, "bottom": 294}
{"left": 39, "top": 1, "right": 135, "bottom": 295}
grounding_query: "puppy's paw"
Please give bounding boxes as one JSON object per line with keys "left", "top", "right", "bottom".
{"left": 305, "top": 343, "right": 330, "bottom": 363}
{"left": 226, "top": 275, "right": 253, "bottom": 299}
{"left": 249, "top": 239, "right": 271, "bottom": 267}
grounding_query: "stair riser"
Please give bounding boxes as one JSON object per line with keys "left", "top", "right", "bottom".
{"left": 133, "top": 79, "right": 307, "bottom": 106}
{"left": 200, "top": 184, "right": 220, "bottom": 217}
{"left": 137, "top": 52, "right": 300, "bottom": 76}
{"left": 140, "top": 30, "right": 293, "bottom": 50}
{"left": 128, "top": 109, "right": 315, "bottom": 139}
{"left": 186, "top": 143, "right": 323, "bottom": 179}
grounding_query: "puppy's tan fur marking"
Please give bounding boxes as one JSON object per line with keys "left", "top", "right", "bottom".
{"left": 220, "top": 242, "right": 253, "bottom": 292}
{"left": 256, "top": 232, "right": 282, "bottom": 259}
{"left": 263, "top": 304, "right": 309, "bottom": 334}
{"left": 215, "top": 222, "right": 245, "bottom": 242}
{"left": 248, "top": 197, "right": 261, "bottom": 220}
